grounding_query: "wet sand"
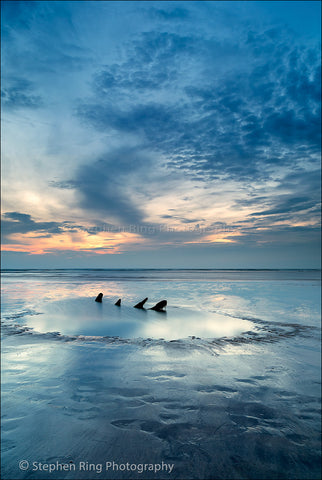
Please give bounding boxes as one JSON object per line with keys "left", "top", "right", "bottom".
{"left": 1, "top": 269, "right": 321, "bottom": 479}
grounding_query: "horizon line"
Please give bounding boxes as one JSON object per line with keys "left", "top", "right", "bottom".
{"left": 1, "top": 268, "right": 321, "bottom": 271}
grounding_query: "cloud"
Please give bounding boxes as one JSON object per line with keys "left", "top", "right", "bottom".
{"left": 87, "top": 30, "right": 197, "bottom": 102}
{"left": 232, "top": 225, "right": 321, "bottom": 248}
{"left": 1, "top": 211, "right": 148, "bottom": 254}
{"left": 1, "top": 77, "right": 43, "bottom": 109}
{"left": 1, "top": 212, "right": 63, "bottom": 239}
{"left": 58, "top": 148, "right": 153, "bottom": 225}
{"left": 1, "top": 0, "right": 91, "bottom": 81}
{"left": 150, "top": 6, "right": 190, "bottom": 21}
{"left": 0, "top": 0, "right": 38, "bottom": 35}
{"left": 77, "top": 25, "right": 320, "bottom": 187}
{"left": 250, "top": 196, "right": 317, "bottom": 217}
{"left": 232, "top": 168, "right": 321, "bottom": 226}
{"left": 72, "top": 22, "right": 321, "bottom": 256}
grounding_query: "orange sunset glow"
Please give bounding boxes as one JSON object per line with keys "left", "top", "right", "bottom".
{"left": 2, "top": 230, "right": 144, "bottom": 255}
{"left": 2, "top": 224, "right": 243, "bottom": 255}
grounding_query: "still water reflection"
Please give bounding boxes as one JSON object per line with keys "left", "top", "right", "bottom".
{"left": 25, "top": 297, "right": 255, "bottom": 340}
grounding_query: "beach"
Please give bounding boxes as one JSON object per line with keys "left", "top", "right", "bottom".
{"left": 1, "top": 269, "right": 321, "bottom": 480}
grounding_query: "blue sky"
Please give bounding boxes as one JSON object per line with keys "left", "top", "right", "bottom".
{"left": 1, "top": 1, "right": 321, "bottom": 268}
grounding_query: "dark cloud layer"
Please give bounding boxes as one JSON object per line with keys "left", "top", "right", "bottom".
{"left": 77, "top": 27, "right": 321, "bottom": 185}
{"left": 67, "top": 148, "right": 154, "bottom": 224}
{"left": 1, "top": 212, "right": 63, "bottom": 239}
{"left": 250, "top": 196, "right": 317, "bottom": 217}
{"left": 74, "top": 169, "right": 142, "bottom": 225}
{"left": 1, "top": 212, "right": 89, "bottom": 245}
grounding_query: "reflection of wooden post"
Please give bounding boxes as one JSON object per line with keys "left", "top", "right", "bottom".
{"left": 95, "top": 293, "right": 103, "bottom": 302}
{"left": 115, "top": 298, "right": 121, "bottom": 306}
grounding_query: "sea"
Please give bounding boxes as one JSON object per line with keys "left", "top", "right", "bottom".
{"left": 1, "top": 269, "right": 321, "bottom": 479}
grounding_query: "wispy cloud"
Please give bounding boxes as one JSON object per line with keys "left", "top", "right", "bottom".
{"left": 1, "top": 77, "right": 43, "bottom": 110}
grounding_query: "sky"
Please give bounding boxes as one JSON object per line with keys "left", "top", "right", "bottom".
{"left": 1, "top": 0, "right": 321, "bottom": 269}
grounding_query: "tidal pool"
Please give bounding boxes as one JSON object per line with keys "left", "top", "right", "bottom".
{"left": 24, "top": 296, "right": 255, "bottom": 340}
